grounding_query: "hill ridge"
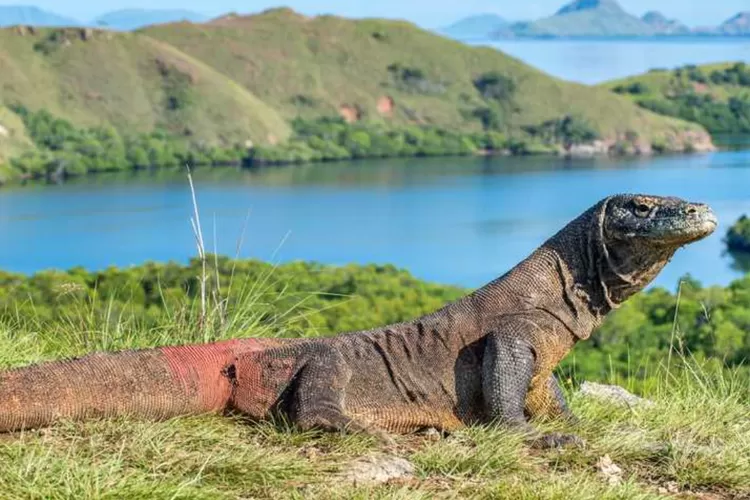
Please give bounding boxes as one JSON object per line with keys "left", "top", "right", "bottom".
{"left": 0, "top": 8, "right": 712, "bottom": 179}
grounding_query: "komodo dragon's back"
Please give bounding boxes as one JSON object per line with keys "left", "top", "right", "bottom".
{"left": 0, "top": 194, "right": 718, "bottom": 447}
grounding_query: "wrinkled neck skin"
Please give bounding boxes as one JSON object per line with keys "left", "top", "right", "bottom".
{"left": 469, "top": 198, "right": 677, "bottom": 341}
{"left": 582, "top": 199, "right": 677, "bottom": 313}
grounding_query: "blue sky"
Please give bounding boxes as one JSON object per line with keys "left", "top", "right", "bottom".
{"left": 3, "top": 0, "right": 744, "bottom": 27}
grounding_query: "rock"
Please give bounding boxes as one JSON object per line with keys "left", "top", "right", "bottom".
{"left": 684, "top": 130, "right": 716, "bottom": 152}
{"left": 633, "top": 139, "right": 653, "bottom": 155}
{"left": 421, "top": 427, "right": 442, "bottom": 441}
{"left": 579, "top": 381, "right": 655, "bottom": 409}
{"left": 657, "top": 481, "right": 680, "bottom": 494}
{"left": 596, "top": 454, "right": 623, "bottom": 485}
{"left": 14, "top": 25, "right": 36, "bottom": 36}
{"left": 338, "top": 453, "right": 415, "bottom": 486}
{"left": 559, "top": 140, "right": 610, "bottom": 157}
{"left": 338, "top": 104, "right": 362, "bottom": 123}
{"left": 667, "top": 129, "right": 716, "bottom": 153}
{"left": 376, "top": 96, "right": 395, "bottom": 117}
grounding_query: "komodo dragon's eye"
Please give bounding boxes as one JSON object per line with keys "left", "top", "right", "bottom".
{"left": 633, "top": 202, "right": 652, "bottom": 218}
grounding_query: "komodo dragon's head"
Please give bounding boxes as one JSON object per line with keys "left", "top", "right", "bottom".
{"left": 601, "top": 194, "right": 717, "bottom": 248}
{"left": 585, "top": 193, "right": 717, "bottom": 309}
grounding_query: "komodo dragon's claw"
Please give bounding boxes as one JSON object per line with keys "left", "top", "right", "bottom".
{"left": 528, "top": 432, "right": 586, "bottom": 450}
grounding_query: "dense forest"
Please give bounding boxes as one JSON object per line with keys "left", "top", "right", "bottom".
{"left": 6, "top": 106, "right": 606, "bottom": 181}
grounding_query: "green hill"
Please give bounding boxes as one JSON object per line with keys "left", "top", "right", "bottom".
{"left": 143, "top": 9, "right": 705, "bottom": 143}
{"left": 601, "top": 62, "right": 750, "bottom": 134}
{"left": 0, "top": 26, "right": 291, "bottom": 146}
{"left": 0, "top": 9, "right": 712, "bottom": 179}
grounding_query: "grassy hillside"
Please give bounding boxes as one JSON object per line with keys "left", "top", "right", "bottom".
{"left": 0, "top": 9, "right": 713, "bottom": 181}
{"left": 0, "top": 258, "right": 748, "bottom": 497}
{"left": 144, "top": 8, "right": 701, "bottom": 145}
{"left": 0, "top": 26, "right": 291, "bottom": 147}
{"left": 601, "top": 62, "right": 750, "bottom": 133}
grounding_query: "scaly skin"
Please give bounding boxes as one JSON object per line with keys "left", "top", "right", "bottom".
{"left": 0, "top": 194, "right": 717, "bottom": 447}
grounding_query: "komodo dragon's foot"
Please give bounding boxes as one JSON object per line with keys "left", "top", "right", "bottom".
{"left": 527, "top": 432, "right": 586, "bottom": 450}
{"left": 507, "top": 422, "right": 586, "bottom": 449}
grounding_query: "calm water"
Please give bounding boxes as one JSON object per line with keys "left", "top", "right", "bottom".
{"left": 477, "top": 37, "right": 750, "bottom": 84}
{"left": 1, "top": 149, "right": 749, "bottom": 291}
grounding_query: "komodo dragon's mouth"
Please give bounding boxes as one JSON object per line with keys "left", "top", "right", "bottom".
{"left": 675, "top": 203, "right": 718, "bottom": 245}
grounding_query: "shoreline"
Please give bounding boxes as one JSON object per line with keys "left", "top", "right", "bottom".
{"left": 0, "top": 136, "right": 729, "bottom": 190}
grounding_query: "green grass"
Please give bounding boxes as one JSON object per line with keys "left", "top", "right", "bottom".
{"left": 0, "top": 27, "right": 291, "bottom": 148}
{"left": 600, "top": 62, "right": 750, "bottom": 134}
{"left": 0, "top": 312, "right": 747, "bottom": 498}
{"left": 0, "top": 262, "right": 748, "bottom": 498}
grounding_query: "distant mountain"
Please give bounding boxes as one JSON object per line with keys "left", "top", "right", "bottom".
{"left": 718, "top": 11, "right": 750, "bottom": 35}
{"left": 504, "top": 0, "right": 655, "bottom": 37}
{"left": 93, "top": 9, "right": 208, "bottom": 31}
{"left": 483, "top": 0, "right": 749, "bottom": 39}
{"left": 641, "top": 11, "right": 690, "bottom": 35}
{"left": 440, "top": 14, "right": 506, "bottom": 38}
{"left": 0, "top": 5, "right": 79, "bottom": 27}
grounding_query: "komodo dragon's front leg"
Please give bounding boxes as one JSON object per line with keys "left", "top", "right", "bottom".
{"left": 525, "top": 373, "right": 578, "bottom": 423}
{"left": 482, "top": 318, "right": 582, "bottom": 449}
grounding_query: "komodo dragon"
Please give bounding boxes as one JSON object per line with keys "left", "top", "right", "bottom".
{"left": 0, "top": 194, "right": 717, "bottom": 447}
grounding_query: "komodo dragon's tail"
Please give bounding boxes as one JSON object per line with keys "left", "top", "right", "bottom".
{"left": 0, "top": 338, "right": 268, "bottom": 433}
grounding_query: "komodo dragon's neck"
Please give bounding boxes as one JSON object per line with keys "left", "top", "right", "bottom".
{"left": 462, "top": 201, "right": 674, "bottom": 342}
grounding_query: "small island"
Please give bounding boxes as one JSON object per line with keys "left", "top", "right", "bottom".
{"left": 442, "top": 0, "right": 750, "bottom": 39}
{"left": 727, "top": 215, "right": 750, "bottom": 253}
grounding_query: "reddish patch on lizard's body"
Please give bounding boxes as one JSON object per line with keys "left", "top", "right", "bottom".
{"left": 159, "top": 339, "right": 280, "bottom": 413}
{"left": 230, "top": 352, "right": 298, "bottom": 419}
